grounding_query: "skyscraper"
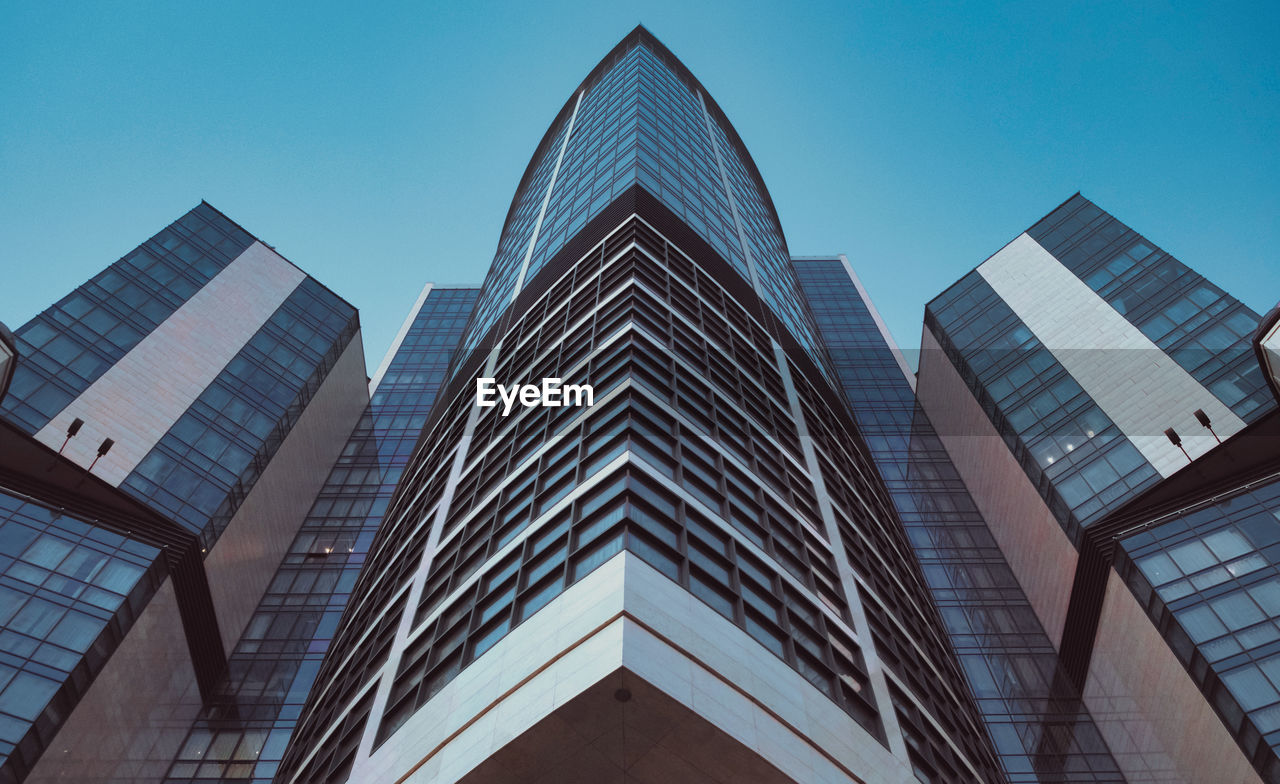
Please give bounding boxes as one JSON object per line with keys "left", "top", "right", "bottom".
{"left": 794, "top": 256, "right": 1126, "bottom": 783}
{"left": 279, "top": 27, "right": 1002, "bottom": 784}
{"left": 160, "top": 284, "right": 479, "bottom": 784}
{"left": 918, "top": 194, "right": 1279, "bottom": 782}
{"left": 8, "top": 23, "right": 1270, "bottom": 784}
{"left": 0, "top": 203, "right": 369, "bottom": 783}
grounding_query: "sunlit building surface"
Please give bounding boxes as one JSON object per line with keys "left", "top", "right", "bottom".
{"left": 0, "top": 204, "right": 368, "bottom": 783}
{"left": 159, "top": 285, "right": 479, "bottom": 784}
{"left": 919, "top": 195, "right": 1280, "bottom": 783}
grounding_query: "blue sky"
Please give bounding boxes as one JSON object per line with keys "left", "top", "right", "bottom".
{"left": 2, "top": 1, "right": 1276, "bottom": 370}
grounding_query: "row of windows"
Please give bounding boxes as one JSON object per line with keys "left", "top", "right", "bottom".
{"left": 458, "top": 81, "right": 578, "bottom": 362}
{"left": 1120, "top": 475, "right": 1280, "bottom": 771}
{"left": 280, "top": 691, "right": 373, "bottom": 784}
{"left": 456, "top": 34, "right": 833, "bottom": 389}
{"left": 930, "top": 273, "right": 1153, "bottom": 511}
{"left": 292, "top": 222, "right": 877, "bottom": 777}
{"left": 352, "top": 218, "right": 804, "bottom": 642}
{"left": 926, "top": 276, "right": 1161, "bottom": 545}
{"left": 365, "top": 254, "right": 876, "bottom": 744}
{"left": 121, "top": 278, "right": 358, "bottom": 548}
{"left": 170, "top": 290, "right": 478, "bottom": 784}
{"left": 706, "top": 113, "right": 828, "bottom": 371}
{"left": 796, "top": 259, "right": 1112, "bottom": 782}
{"left": 419, "top": 381, "right": 847, "bottom": 637}
{"left": 380, "top": 467, "right": 879, "bottom": 746}
{"left": 0, "top": 493, "right": 163, "bottom": 780}
{"left": 525, "top": 42, "right": 752, "bottom": 302}
{"left": 484, "top": 189, "right": 790, "bottom": 435}
{"left": 293, "top": 220, "right": 997, "bottom": 783}
{"left": 463, "top": 329, "right": 816, "bottom": 534}
{"left": 782, "top": 352, "right": 989, "bottom": 753}
{"left": 2, "top": 204, "right": 255, "bottom": 434}
{"left": 1028, "top": 195, "right": 1274, "bottom": 423}
{"left": 890, "top": 681, "right": 973, "bottom": 784}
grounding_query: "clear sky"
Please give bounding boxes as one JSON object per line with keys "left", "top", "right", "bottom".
{"left": 2, "top": 1, "right": 1276, "bottom": 371}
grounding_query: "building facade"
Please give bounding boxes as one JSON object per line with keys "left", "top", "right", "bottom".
{"left": 279, "top": 27, "right": 1003, "bottom": 784}
{"left": 0, "top": 203, "right": 369, "bottom": 783}
{"left": 160, "top": 284, "right": 479, "bottom": 784}
{"left": 7, "top": 29, "right": 1275, "bottom": 784}
{"left": 794, "top": 256, "right": 1127, "bottom": 783}
{"left": 918, "top": 194, "right": 1280, "bottom": 782}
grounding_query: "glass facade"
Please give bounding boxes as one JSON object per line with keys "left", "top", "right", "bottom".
{"left": 119, "top": 278, "right": 358, "bottom": 551}
{"left": 2, "top": 203, "right": 256, "bottom": 435}
{"left": 926, "top": 196, "right": 1274, "bottom": 547}
{"left": 1027, "top": 195, "right": 1273, "bottom": 423}
{"left": 797, "top": 258, "right": 1125, "bottom": 783}
{"left": 161, "top": 287, "right": 478, "bottom": 784}
{"left": 284, "top": 218, "right": 1002, "bottom": 782}
{"left": 457, "top": 29, "right": 829, "bottom": 379}
{"left": 0, "top": 494, "right": 163, "bottom": 781}
{"left": 1118, "top": 476, "right": 1280, "bottom": 781}
{"left": 923, "top": 195, "right": 1280, "bottom": 782}
{"left": 926, "top": 270, "right": 1160, "bottom": 543}
{"left": 3, "top": 203, "right": 359, "bottom": 552}
{"left": 273, "top": 27, "right": 1106, "bottom": 784}
{"left": 0, "top": 204, "right": 361, "bottom": 783}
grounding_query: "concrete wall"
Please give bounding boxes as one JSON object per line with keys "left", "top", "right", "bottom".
{"left": 1085, "top": 569, "right": 1262, "bottom": 784}
{"left": 343, "top": 553, "right": 914, "bottom": 784}
{"left": 205, "top": 332, "right": 368, "bottom": 650}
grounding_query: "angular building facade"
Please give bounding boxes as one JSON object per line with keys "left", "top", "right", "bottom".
{"left": 279, "top": 27, "right": 1004, "bottom": 784}
{"left": 160, "top": 284, "right": 479, "bottom": 784}
{"left": 794, "top": 256, "right": 1127, "bottom": 783}
{"left": 10, "top": 28, "right": 1275, "bottom": 784}
{"left": 918, "top": 194, "right": 1280, "bottom": 783}
{"left": 0, "top": 203, "right": 369, "bottom": 783}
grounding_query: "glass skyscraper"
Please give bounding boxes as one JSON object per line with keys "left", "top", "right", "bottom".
{"left": 919, "top": 194, "right": 1280, "bottom": 783}
{"left": 7, "top": 25, "right": 1278, "bottom": 784}
{"left": 280, "top": 27, "right": 1001, "bottom": 784}
{"left": 161, "top": 285, "right": 479, "bottom": 784}
{"left": 0, "top": 203, "right": 369, "bottom": 783}
{"left": 795, "top": 256, "right": 1126, "bottom": 783}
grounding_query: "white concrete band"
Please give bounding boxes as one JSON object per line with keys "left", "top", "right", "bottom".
{"left": 977, "top": 233, "right": 1246, "bottom": 477}
{"left": 511, "top": 90, "right": 584, "bottom": 304}
{"left": 35, "top": 241, "right": 305, "bottom": 486}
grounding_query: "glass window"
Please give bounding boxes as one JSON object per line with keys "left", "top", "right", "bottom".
{"left": 1210, "top": 592, "right": 1264, "bottom": 631}
{"left": 1180, "top": 604, "right": 1227, "bottom": 643}
{"left": 0, "top": 671, "right": 59, "bottom": 720}
{"left": 1168, "top": 540, "right": 1216, "bottom": 574}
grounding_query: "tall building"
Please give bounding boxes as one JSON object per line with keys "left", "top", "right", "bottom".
{"left": 9, "top": 28, "right": 1272, "bottom": 784}
{"left": 159, "top": 284, "right": 478, "bottom": 784}
{"left": 918, "top": 194, "right": 1280, "bottom": 783}
{"left": 0, "top": 203, "right": 369, "bottom": 783}
{"left": 279, "top": 27, "right": 1003, "bottom": 784}
{"left": 794, "top": 256, "right": 1126, "bottom": 783}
